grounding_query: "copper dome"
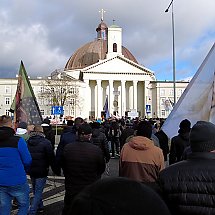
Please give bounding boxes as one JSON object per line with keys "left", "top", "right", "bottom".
{"left": 65, "top": 40, "right": 138, "bottom": 70}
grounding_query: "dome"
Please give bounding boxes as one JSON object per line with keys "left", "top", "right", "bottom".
{"left": 65, "top": 40, "right": 138, "bottom": 70}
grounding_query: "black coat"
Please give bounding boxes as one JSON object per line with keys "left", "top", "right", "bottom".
{"left": 91, "top": 128, "right": 110, "bottom": 163}
{"left": 27, "top": 132, "right": 56, "bottom": 178}
{"left": 62, "top": 140, "right": 106, "bottom": 195}
{"left": 154, "top": 130, "right": 169, "bottom": 161}
{"left": 169, "top": 132, "right": 190, "bottom": 164}
{"left": 158, "top": 152, "right": 215, "bottom": 215}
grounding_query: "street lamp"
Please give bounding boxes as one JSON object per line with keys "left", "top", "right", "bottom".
{"left": 165, "top": 0, "right": 176, "bottom": 105}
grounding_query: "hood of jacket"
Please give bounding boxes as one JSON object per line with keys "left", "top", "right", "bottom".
{"left": 128, "top": 136, "right": 154, "bottom": 150}
{"left": 92, "top": 128, "right": 100, "bottom": 138}
{"left": 28, "top": 132, "right": 45, "bottom": 146}
{"left": 0, "top": 126, "right": 15, "bottom": 141}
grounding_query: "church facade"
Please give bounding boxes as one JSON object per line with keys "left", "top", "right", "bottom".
{"left": 63, "top": 19, "right": 156, "bottom": 119}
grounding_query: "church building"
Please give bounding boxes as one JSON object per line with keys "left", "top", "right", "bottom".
{"left": 63, "top": 16, "right": 156, "bottom": 119}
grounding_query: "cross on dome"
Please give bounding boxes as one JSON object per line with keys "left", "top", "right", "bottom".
{"left": 99, "top": 9, "right": 106, "bottom": 21}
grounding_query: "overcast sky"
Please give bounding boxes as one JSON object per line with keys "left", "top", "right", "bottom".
{"left": 0, "top": 0, "right": 214, "bottom": 81}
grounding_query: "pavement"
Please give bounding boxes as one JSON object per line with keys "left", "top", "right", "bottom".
{"left": 11, "top": 157, "right": 119, "bottom": 215}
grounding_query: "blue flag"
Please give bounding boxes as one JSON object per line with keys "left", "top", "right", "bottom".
{"left": 103, "top": 96, "right": 110, "bottom": 119}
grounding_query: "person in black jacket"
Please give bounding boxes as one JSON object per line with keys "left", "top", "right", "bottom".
{"left": 169, "top": 119, "right": 191, "bottom": 165}
{"left": 41, "top": 118, "right": 55, "bottom": 149}
{"left": 158, "top": 121, "right": 215, "bottom": 215}
{"left": 91, "top": 121, "right": 110, "bottom": 163}
{"left": 61, "top": 123, "right": 105, "bottom": 215}
{"left": 27, "top": 125, "right": 57, "bottom": 215}
{"left": 55, "top": 117, "right": 84, "bottom": 175}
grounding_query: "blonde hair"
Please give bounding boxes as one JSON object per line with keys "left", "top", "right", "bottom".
{"left": 0, "top": 115, "right": 12, "bottom": 127}
{"left": 34, "top": 125, "right": 44, "bottom": 133}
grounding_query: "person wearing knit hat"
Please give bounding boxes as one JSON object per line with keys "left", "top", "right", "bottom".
{"left": 16, "top": 121, "right": 30, "bottom": 141}
{"left": 158, "top": 120, "right": 215, "bottom": 215}
{"left": 69, "top": 177, "right": 171, "bottom": 215}
{"left": 190, "top": 121, "right": 215, "bottom": 152}
{"left": 169, "top": 118, "right": 191, "bottom": 165}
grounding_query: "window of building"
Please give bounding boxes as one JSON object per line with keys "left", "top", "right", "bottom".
{"left": 70, "top": 87, "right": 75, "bottom": 94}
{"left": 5, "top": 109, "right": 10, "bottom": 116}
{"left": 161, "top": 110, "right": 166, "bottom": 117}
{"left": 70, "top": 98, "right": 75, "bottom": 106}
{"left": 178, "top": 89, "right": 184, "bottom": 96}
{"left": 169, "top": 89, "right": 174, "bottom": 96}
{"left": 40, "top": 86, "right": 44, "bottom": 93}
{"left": 160, "top": 89, "right": 165, "bottom": 96}
{"left": 113, "top": 43, "right": 117, "bottom": 52}
{"left": 5, "top": 86, "right": 11, "bottom": 94}
{"left": 40, "top": 109, "right": 44, "bottom": 115}
{"left": 71, "top": 109, "right": 75, "bottom": 116}
{"left": 5, "top": 97, "right": 10, "bottom": 105}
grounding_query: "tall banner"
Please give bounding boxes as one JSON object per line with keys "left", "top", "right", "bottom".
{"left": 162, "top": 43, "right": 215, "bottom": 139}
{"left": 103, "top": 95, "right": 110, "bottom": 119}
{"left": 10, "top": 61, "right": 42, "bottom": 125}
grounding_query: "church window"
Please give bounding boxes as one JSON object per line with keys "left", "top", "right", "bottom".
{"left": 113, "top": 43, "right": 117, "bottom": 52}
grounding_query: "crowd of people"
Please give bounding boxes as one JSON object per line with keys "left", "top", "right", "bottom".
{"left": 0, "top": 114, "right": 215, "bottom": 215}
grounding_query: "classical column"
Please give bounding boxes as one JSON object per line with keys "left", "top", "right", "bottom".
{"left": 97, "top": 79, "right": 102, "bottom": 119}
{"left": 121, "top": 80, "right": 126, "bottom": 117}
{"left": 133, "top": 80, "right": 138, "bottom": 111}
{"left": 84, "top": 79, "right": 91, "bottom": 119}
{"left": 109, "top": 80, "right": 114, "bottom": 116}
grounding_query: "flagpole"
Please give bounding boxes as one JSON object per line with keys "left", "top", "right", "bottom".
{"left": 165, "top": 0, "right": 176, "bottom": 105}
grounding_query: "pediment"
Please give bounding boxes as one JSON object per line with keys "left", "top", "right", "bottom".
{"left": 82, "top": 55, "right": 154, "bottom": 76}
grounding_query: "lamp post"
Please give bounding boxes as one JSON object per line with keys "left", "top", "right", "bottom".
{"left": 165, "top": 0, "right": 176, "bottom": 105}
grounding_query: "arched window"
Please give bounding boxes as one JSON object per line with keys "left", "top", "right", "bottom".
{"left": 113, "top": 43, "right": 117, "bottom": 52}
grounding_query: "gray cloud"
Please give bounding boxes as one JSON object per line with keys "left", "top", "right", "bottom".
{"left": 0, "top": 0, "right": 214, "bottom": 80}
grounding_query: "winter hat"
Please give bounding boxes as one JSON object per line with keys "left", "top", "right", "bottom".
{"left": 190, "top": 121, "right": 215, "bottom": 152}
{"left": 69, "top": 177, "right": 171, "bottom": 215}
{"left": 18, "top": 121, "right": 28, "bottom": 129}
{"left": 78, "top": 123, "right": 92, "bottom": 135}
{"left": 136, "top": 120, "right": 152, "bottom": 139}
{"left": 43, "top": 118, "right": 50, "bottom": 125}
{"left": 178, "top": 119, "right": 191, "bottom": 134}
{"left": 16, "top": 121, "right": 28, "bottom": 135}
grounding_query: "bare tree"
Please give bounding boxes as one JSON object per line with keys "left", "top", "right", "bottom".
{"left": 38, "top": 71, "right": 82, "bottom": 112}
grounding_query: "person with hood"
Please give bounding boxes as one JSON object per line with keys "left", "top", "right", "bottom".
{"left": 27, "top": 125, "right": 57, "bottom": 215}
{"left": 91, "top": 121, "right": 110, "bottom": 163}
{"left": 169, "top": 119, "right": 191, "bottom": 165}
{"left": 0, "top": 115, "right": 32, "bottom": 215}
{"left": 119, "top": 120, "right": 164, "bottom": 183}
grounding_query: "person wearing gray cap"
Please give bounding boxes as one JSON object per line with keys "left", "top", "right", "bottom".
{"left": 158, "top": 121, "right": 215, "bottom": 215}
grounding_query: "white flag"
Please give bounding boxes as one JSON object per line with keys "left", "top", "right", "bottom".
{"left": 162, "top": 43, "right": 215, "bottom": 139}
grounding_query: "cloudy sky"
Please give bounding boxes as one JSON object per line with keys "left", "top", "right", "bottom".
{"left": 0, "top": 0, "right": 214, "bottom": 81}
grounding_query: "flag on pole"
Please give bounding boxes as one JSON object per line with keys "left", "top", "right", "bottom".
{"left": 103, "top": 95, "right": 110, "bottom": 119}
{"left": 10, "top": 61, "right": 42, "bottom": 125}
